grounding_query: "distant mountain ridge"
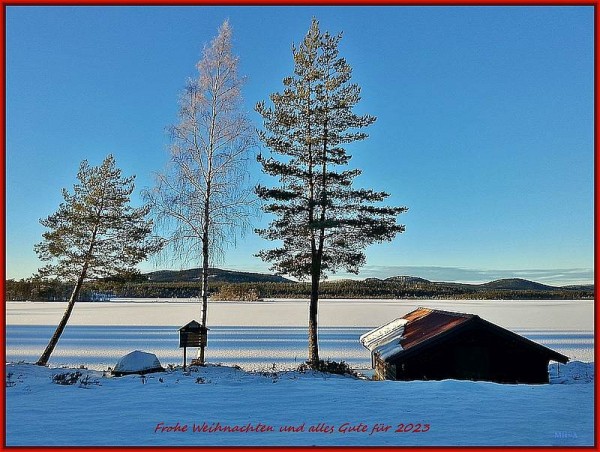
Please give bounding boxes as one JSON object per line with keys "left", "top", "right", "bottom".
{"left": 481, "top": 278, "right": 557, "bottom": 291}
{"left": 378, "top": 275, "right": 591, "bottom": 292}
{"left": 384, "top": 276, "right": 432, "bottom": 285}
{"left": 6, "top": 270, "right": 592, "bottom": 301}
{"left": 145, "top": 267, "right": 292, "bottom": 284}
{"left": 143, "top": 269, "right": 591, "bottom": 292}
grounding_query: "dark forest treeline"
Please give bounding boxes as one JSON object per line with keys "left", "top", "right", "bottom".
{"left": 178, "top": 279, "right": 592, "bottom": 300}
{"left": 5, "top": 277, "right": 594, "bottom": 301}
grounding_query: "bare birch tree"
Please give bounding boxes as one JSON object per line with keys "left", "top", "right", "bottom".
{"left": 144, "top": 20, "right": 255, "bottom": 365}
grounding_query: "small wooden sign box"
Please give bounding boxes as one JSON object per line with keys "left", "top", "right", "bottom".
{"left": 179, "top": 320, "right": 208, "bottom": 369}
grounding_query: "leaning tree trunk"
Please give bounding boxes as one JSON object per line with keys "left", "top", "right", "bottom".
{"left": 37, "top": 266, "right": 87, "bottom": 366}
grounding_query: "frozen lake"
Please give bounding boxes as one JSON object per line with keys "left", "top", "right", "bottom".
{"left": 5, "top": 299, "right": 594, "bottom": 371}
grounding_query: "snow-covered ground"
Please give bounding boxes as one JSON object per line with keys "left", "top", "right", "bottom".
{"left": 5, "top": 299, "right": 595, "bottom": 446}
{"left": 5, "top": 362, "right": 594, "bottom": 446}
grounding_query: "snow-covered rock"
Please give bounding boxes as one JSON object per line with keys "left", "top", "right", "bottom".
{"left": 112, "top": 350, "right": 164, "bottom": 376}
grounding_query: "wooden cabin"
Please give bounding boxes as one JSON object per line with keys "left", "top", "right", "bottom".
{"left": 360, "top": 308, "right": 568, "bottom": 384}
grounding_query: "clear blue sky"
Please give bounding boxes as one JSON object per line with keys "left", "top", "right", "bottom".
{"left": 5, "top": 6, "right": 594, "bottom": 285}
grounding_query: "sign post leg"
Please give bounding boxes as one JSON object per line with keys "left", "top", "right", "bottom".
{"left": 183, "top": 346, "right": 187, "bottom": 370}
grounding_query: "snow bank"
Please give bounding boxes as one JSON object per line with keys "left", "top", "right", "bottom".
{"left": 549, "top": 361, "right": 594, "bottom": 384}
{"left": 113, "top": 350, "right": 164, "bottom": 376}
{"left": 5, "top": 363, "right": 594, "bottom": 447}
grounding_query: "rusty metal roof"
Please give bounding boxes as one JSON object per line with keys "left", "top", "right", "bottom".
{"left": 400, "top": 308, "right": 474, "bottom": 351}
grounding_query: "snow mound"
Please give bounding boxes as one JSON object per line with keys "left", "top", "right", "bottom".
{"left": 549, "top": 361, "right": 593, "bottom": 384}
{"left": 112, "top": 350, "right": 164, "bottom": 376}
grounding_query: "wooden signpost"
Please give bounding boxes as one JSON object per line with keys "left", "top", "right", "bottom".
{"left": 179, "top": 320, "right": 208, "bottom": 369}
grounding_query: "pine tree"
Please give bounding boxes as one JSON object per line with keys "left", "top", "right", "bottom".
{"left": 144, "top": 20, "right": 255, "bottom": 365}
{"left": 255, "top": 18, "right": 407, "bottom": 366}
{"left": 35, "top": 154, "right": 161, "bottom": 366}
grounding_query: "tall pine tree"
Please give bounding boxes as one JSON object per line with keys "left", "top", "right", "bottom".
{"left": 256, "top": 19, "right": 407, "bottom": 366}
{"left": 35, "top": 155, "right": 161, "bottom": 366}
